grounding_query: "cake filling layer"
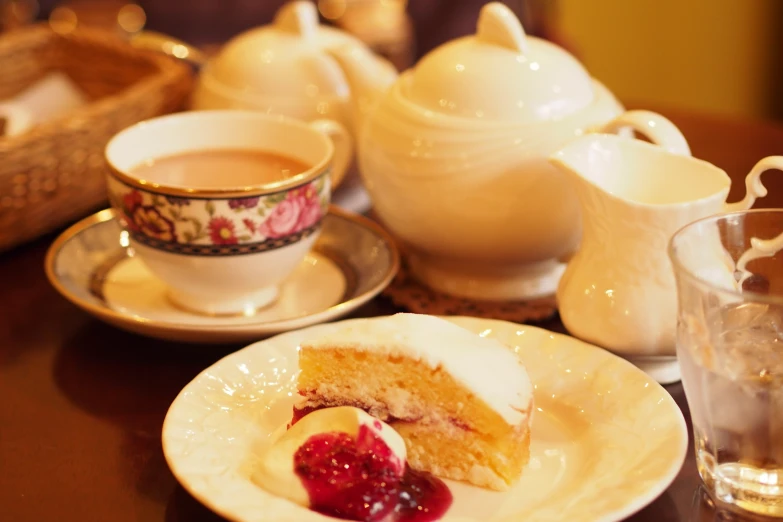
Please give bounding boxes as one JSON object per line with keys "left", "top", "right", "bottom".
{"left": 292, "top": 402, "right": 476, "bottom": 434}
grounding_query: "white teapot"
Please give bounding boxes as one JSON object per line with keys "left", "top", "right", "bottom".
{"left": 191, "top": 1, "right": 397, "bottom": 189}
{"left": 328, "top": 2, "right": 638, "bottom": 300}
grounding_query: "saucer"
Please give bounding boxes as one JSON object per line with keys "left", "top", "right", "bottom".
{"left": 45, "top": 207, "right": 399, "bottom": 344}
{"left": 162, "top": 316, "right": 688, "bottom": 522}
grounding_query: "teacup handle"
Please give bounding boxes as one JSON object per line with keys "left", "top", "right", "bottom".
{"left": 310, "top": 119, "right": 354, "bottom": 189}
{"left": 724, "top": 156, "right": 783, "bottom": 212}
{"left": 597, "top": 110, "right": 692, "bottom": 156}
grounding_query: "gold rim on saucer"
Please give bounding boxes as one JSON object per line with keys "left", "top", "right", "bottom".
{"left": 44, "top": 206, "right": 400, "bottom": 342}
{"left": 86, "top": 244, "right": 360, "bottom": 319}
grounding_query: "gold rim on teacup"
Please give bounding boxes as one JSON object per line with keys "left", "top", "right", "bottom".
{"left": 102, "top": 109, "right": 348, "bottom": 315}
{"left": 104, "top": 110, "right": 334, "bottom": 198}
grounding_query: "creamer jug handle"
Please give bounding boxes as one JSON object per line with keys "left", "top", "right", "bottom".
{"left": 597, "top": 110, "right": 692, "bottom": 156}
{"left": 724, "top": 156, "right": 783, "bottom": 212}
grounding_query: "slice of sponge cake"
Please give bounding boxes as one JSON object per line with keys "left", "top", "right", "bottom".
{"left": 293, "top": 313, "right": 533, "bottom": 491}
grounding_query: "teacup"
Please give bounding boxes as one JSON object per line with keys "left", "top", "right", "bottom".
{"left": 104, "top": 110, "right": 352, "bottom": 316}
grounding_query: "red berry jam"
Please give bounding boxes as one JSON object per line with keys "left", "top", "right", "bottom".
{"left": 290, "top": 405, "right": 319, "bottom": 427}
{"left": 293, "top": 425, "right": 453, "bottom": 522}
{"left": 394, "top": 468, "right": 453, "bottom": 522}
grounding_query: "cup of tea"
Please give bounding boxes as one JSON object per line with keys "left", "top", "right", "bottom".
{"left": 104, "top": 110, "right": 352, "bottom": 315}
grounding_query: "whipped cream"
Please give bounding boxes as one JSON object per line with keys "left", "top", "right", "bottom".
{"left": 252, "top": 406, "right": 407, "bottom": 507}
{"left": 302, "top": 313, "right": 533, "bottom": 426}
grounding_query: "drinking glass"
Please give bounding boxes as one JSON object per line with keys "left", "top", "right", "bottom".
{"left": 670, "top": 209, "right": 783, "bottom": 518}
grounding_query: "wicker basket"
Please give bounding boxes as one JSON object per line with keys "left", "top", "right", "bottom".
{"left": 0, "top": 24, "right": 193, "bottom": 252}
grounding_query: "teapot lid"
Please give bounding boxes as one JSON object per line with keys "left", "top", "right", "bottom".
{"left": 204, "top": 1, "right": 362, "bottom": 99}
{"left": 403, "top": 3, "right": 595, "bottom": 122}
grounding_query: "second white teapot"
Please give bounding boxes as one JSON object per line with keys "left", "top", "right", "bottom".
{"left": 192, "top": 1, "right": 398, "bottom": 189}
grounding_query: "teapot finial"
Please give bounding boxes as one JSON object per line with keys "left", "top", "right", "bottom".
{"left": 476, "top": 2, "right": 529, "bottom": 54}
{"left": 274, "top": 1, "right": 319, "bottom": 39}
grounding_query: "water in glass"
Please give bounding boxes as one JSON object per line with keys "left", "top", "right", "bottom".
{"left": 679, "top": 299, "right": 783, "bottom": 517}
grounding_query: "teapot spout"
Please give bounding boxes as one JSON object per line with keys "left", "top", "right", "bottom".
{"left": 327, "top": 44, "right": 398, "bottom": 137}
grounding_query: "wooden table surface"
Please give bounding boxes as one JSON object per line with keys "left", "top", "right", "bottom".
{"left": 2, "top": 107, "right": 782, "bottom": 522}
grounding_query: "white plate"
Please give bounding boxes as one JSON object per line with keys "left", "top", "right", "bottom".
{"left": 162, "top": 316, "right": 688, "bottom": 522}
{"left": 45, "top": 207, "right": 399, "bottom": 344}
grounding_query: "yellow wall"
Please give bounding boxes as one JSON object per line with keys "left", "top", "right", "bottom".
{"left": 554, "top": 0, "right": 781, "bottom": 119}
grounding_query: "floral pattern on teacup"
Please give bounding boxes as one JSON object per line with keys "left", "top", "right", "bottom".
{"left": 107, "top": 174, "right": 330, "bottom": 254}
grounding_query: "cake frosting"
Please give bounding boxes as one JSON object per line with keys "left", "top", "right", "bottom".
{"left": 301, "top": 313, "right": 532, "bottom": 426}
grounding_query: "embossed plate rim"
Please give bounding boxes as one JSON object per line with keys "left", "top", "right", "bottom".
{"left": 162, "top": 316, "right": 688, "bottom": 521}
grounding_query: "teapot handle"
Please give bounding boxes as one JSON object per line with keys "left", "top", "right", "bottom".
{"left": 724, "top": 156, "right": 783, "bottom": 212}
{"left": 597, "top": 110, "right": 692, "bottom": 156}
{"left": 310, "top": 119, "right": 354, "bottom": 190}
